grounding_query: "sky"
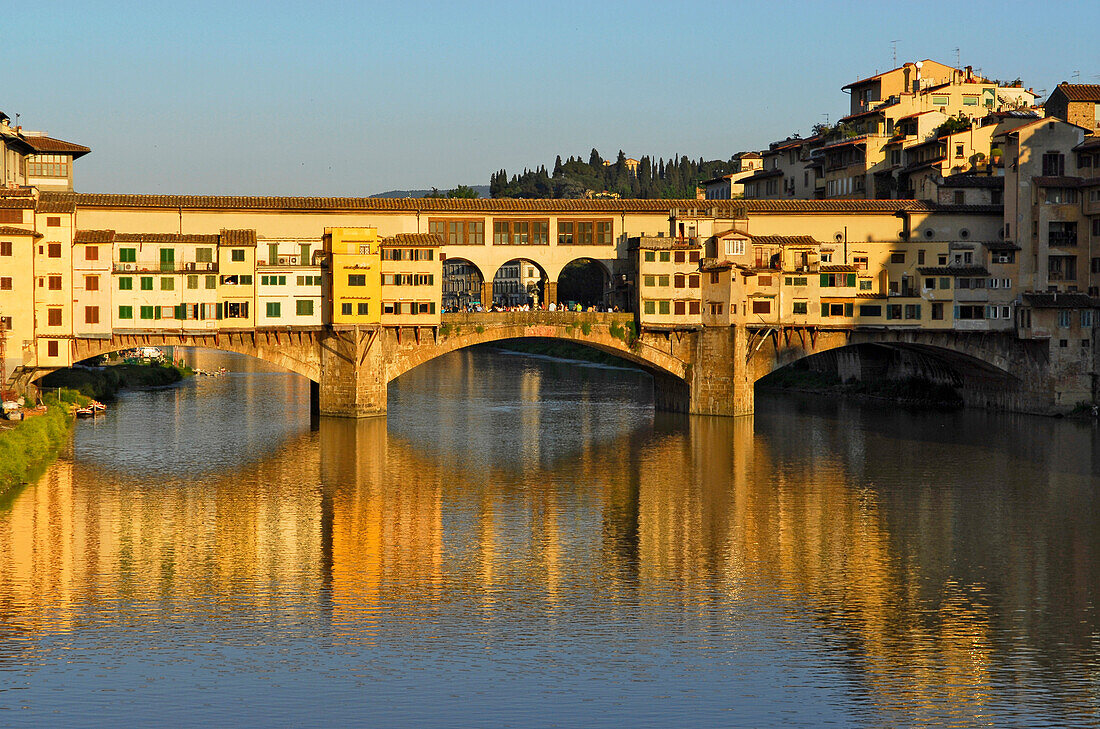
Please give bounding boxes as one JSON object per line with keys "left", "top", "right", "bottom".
{"left": 7, "top": 0, "right": 1099, "bottom": 196}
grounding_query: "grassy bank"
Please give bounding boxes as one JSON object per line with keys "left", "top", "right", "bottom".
{"left": 39, "top": 361, "right": 193, "bottom": 401}
{"left": 489, "top": 339, "right": 641, "bottom": 369}
{"left": 0, "top": 390, "right": 80, "bottom": 501}
{"left": 759, "top": 365, "right": 963, "bottom": 408}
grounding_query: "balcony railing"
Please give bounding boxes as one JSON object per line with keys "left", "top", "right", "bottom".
{"left": 1048, "top": 233, "right": 1078, "bottom": 247}
{"left": 113, "top": 262, "right": 219, "bottom": 273}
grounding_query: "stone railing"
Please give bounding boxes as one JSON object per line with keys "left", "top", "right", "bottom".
{"left": 441, "top": 311, "right": 635, "bottom": 327}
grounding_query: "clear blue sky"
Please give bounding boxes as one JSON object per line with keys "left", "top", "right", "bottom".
{"left": 8, "top": 0, "right": 1098, "bottom": 196}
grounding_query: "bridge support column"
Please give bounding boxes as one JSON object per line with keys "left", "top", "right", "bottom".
{"left": 481, "top": 281, "right": 493, "bottom": 307}
{"left": 654, "top": 326, "right": 753, "bottom": 416}
{"left": 545, "top": 281, "right": 558, "bottom": 307}
{"left": 318, "top": 328, "right": 388, "bottom": 418}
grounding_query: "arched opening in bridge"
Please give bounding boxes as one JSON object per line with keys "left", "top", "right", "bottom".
{"left": 442, "top": 257, "right": 486, "bottom": 310}
{"left": 557, "top": 258, "right": 612, "bottom": 309}
{"left": 493, "top": 259, "right": 547, "bottom": 308}
{"left": 756, "top": 342, "right": 1021, "bottom": 408}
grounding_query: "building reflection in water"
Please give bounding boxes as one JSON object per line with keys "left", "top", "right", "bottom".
{"left": 1, "top": 363, "right": 1098, "bottom": 723}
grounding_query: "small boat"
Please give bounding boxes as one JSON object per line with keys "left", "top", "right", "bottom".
{"left": 90, "top": 401, "right": 107, "bottom": 412}
{"left": 75, "top": 407, "right": 94, "bottom": 418}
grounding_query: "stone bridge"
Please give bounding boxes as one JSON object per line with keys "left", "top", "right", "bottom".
{"left": 22, "top": 313, "right": 1075, "bottom": 416}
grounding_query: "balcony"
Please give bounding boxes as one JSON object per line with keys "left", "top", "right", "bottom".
{"left": 113, "top": 261, "right": 219, "bottom": 273}
{"left": 1048, "top": 232, "right": 1078, "bottom": 248}
{"left": 258, "top": 255, "right": 306, "bottom": 266}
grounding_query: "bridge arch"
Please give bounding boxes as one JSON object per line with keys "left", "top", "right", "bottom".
{"left": 43, "top": 330, "right": 325, "bottom": 384}
{"left": 490, "top": 258, "right": 548, "bottom": 308}
{"left": 556, "top": 257, "right": 612, "bottom": 308}
{"left": 441, "top": 256, "right": 487, "bottom": 309}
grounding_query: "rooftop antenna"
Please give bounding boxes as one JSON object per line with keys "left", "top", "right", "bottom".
{"left": 1071, "top": 70, "right": 1081, "bottom": 83}
{"left": 954, "top": 48, "right": 961, "bottom": 68}
{"left": 891, "top": 40, "right": 899, "bottom": 67}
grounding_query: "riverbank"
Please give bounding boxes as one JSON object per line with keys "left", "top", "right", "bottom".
{"left": 489, "top": 339, "right": 642, "bottom": 368}
{"left": 39, "top": 361, "right": 193, "bottom": 402}
{"left": 0, "top": 390, "right": 81, "bottom": 502}
{"left": 757, "top": 365, "right": 964, "bottom": 409}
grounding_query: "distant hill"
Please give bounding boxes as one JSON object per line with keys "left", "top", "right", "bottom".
{"left": 372, "top": 185, "right": 491, "bottom": 198}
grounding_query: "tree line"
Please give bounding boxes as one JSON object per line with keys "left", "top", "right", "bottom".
{"left": 489, "top": 149, "right": 741, "bottom": 199}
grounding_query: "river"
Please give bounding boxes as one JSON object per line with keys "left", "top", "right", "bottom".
{"left": 1, "top": 347, "right": 1099, "bottom": 727}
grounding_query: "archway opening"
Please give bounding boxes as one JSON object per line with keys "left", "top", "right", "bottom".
{"left": 493, "top": 259, "right": 546, "bottom": 308}
{"left": 442, "top": 257, "right": 486, "bottom": 311}
{"left": 557, "top": 258, "right": 611, "bottom": 309}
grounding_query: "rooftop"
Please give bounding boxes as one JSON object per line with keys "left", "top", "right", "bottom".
{"left": 1050, "top": 83, "right": 1100, "bottom": 102}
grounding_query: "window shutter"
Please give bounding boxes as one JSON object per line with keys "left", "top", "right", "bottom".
{"left": 846, "top": 273, "right": 856, "bottom": 287}
{"left": 820, "top": 273, "right": 829, "bottom": 287}
{"left": 820, "top": 303, "right": 829, "bottom": 317}
{"left": 216, "top": 303, "right": 223, "bottom": 320}
{"left": 954, "top": 305, "right": 960, "bottom": 319}
{"left": 844, "top": 303, "right": 853, "bottom": 317}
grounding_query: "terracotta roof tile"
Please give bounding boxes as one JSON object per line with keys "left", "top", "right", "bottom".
{"left": 36, "top": 199, "right": 76, "bottom": 213}
{"left": 1023, "top": 292, "right": 1098, "bottom": 308}
{"left": 820, "top": 264, "right": 859, "bottom": 272}
{"left": 744, "top": 234, "right": 822, "bottom": 247}
{"left": 114, "top": 232, "right": 221, "bottom": 245}
{"left": 0, "top": 198, "right": 36, "bottom": 209}
{"left": 219, "top": 229, "right": 257, "bottom": 246}
{"left": 38, "top": 191, "right": 1000, "bottom": 216}
{"left": 0, "top": 226, "right": 42, "bottom": 238}
{"left": 21, "top": 135, "right": 90, "bottom": 157}
{"left": 1052, "top": 84, "right": 1100, "bottom": 102}
{"left": 383, "top": 233, "right": 443, "bottom": 246}
{"left": 74, "top": 230, "right": 115, "bottom": 243}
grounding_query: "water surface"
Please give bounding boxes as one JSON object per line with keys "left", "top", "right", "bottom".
{"left": 1, "top": 347, "right": 1098, "bottom": 727}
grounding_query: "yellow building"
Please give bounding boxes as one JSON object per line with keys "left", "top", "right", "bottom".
{"left": 379, "top": 233, "right": 442, "bottom": 326}
{"left": 633, "top": 236, "right": 703, "bottom": 327}
{"left": 0, "top": 193, "right": 42, "bottom": 381}
{"left": 218, "top": 230, "right": 257, "bottom": 328}
{"left": 325, "top": 227, "right": 381, "bottom": 327}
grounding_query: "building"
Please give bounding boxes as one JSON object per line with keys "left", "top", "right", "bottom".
{"left": 1044, "top": 84, "right": 1100, "bottom": 134}
{"left": 325, "top": 227, "right": 381, "bottom": 327}
{"left": 0, "top": 112, "right": 89, "bottom": 191}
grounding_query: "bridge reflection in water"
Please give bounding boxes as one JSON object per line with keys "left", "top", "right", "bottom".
{"left": 0, "top": 350, "right": 1098, "bottom": 725}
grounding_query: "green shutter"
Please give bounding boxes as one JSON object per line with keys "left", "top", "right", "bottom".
{"left": 846, "top": 273, "right": 856, "bottom": 287}
{"left": 820, "top": 273, "right": 830, "bottom": 287}
{"left": 844, "top": 303, "right": 853, "bottom": 317}
{"left": 821, "top": 303, "right": 829, "bottom": 317}
{"left": 216, "top": 303, "right": 223, "bottom": 320}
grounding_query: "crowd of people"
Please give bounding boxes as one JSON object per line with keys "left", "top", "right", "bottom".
{"left": 442, "top": 302, "right": 624, "bottom": 314}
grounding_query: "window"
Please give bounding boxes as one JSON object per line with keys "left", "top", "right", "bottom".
{"left": 1084, "top": 311, "right": 1095, "bottom": 328}
{"left": 785, "top": 276, "right": 808, "bottom": 287}
{"left": 85, "top": 275, "right": 98, "bottom": 291}
{"left": 225, "top": 302, "right": 249, "bottom": 318}
{"left": 954, "top": 191, "right": 965, "bottom": 205}
{"left": 1042, "top": 152, "right": 1065, "bottom": 176}
{"left": 962, "top": 95, "right": 978, "bottom": 106}
{"left": 792, "top": 301, "right": 808, "bottom": 315}
{"left": 820, "top": 252, "right": 832, "bottom": 263}
{"left": 644, "top": 251, "right": 655, "bottom": 262}
{"left": 187, "top": 275, "right": 198, "bottom": 289}
{"left": 119, "top": 248, "right": 136, "bottom": 262}
{"left": 84, "top": 306, "right": 99, "bottom": 324}
{"left": 0, "top": 277, "right": 9, "bottom": 290}
{"left": 118, "top": 305, "right": 133, "bottom": 319}
{"left": 0, "top": 209, "right": 21, "bottom": 224}
{"left": 48, "top": 243, "right": 61, "bottom": 258}
{"left": 161, "top": 277, "right": 174, "bottom": 291}
{"left": 688, "top": 274, "right": 699, "bottom": 288}
{"left": 47, "top": 308, "right": 62, "bottom": 326}
{"left": 643, "top": 275, "right": 655, "bottom": 287}
{"left": 206, "top": 275, "right": 217, "bottom": 289}
{"left": 140, "top": 277, "right": 153, "bottom": 290}
{"left": 644, "top": 300, "right": 655, "bottom": 315}
{"left": 1058, "top": 311, "right": 1072, "bottom": 328}
{"left": 751, "top": 300, "right": 771, "bottom": 314}
{"left": 658, "top": 301, "right": 670, "bottom": 315}
{"left": 658, "top": 275, "right": 669, "bottom": 287}
{"left": 859, "top": 305, "right": 882, "bottom": 317}
{"left": 820, "top": 273, "right": 856, "bottom": 287}
{"left": 674, "top": 301, "right": 686, "bottom": 315}
{"left": 1048, "top": 255, "right": 1078, "bottom": 281}
{"left": 890, "top": 252, "right": 905, "bottom": 263}
{"left": 0, "top": 241, "right": 10, "bottom": 256}
{"left": 85, "top": 246, "right": 98, "bottom": 261}
{"left": 725, "top": 239, "right": 745, "bottom": 256}
{"left": 348, "top": 274, "right": 366, "bottom": 286}
{"left": 674, "top": 251, "right": 685, "bottom": 264}
{"left": 266, "top": 302, "right": 281, "bottom": 318}
{"left": 493, "top": 219, "right": 549, "bottom": 245}
{"left": 341, "top": 303, "right": 352, "bottom": 315}
{"left": 139, "top": 306, "right": 155, "bottom": 320}
{"left": 955, "top": 144, "right": 965, "bottom": 159}
{"left": 296, "top": 300, "right": 314, "bottom": 316}
{"left": 358, "top": 303, "right": 369, "bottom": 315}
{"left": 853, "top": 256, "right": 867, "bottom": 270}
{"left": 659, "top": 251, "right": 671, "bottom": 262}
{"left": 231, "top": 249, "right": 246, "bottom": 262}
{"left": 904, "top": 304, "right": 921, "bottom": 320}
{"left": 931, "top": 94, "right": 949, "bottom": 105}
{"left": 196, "top": 248, "right": 213, "bottom": 263}
{"left": 48, "top": 275, "right": 62, "bottom": 290}
{"left": 118, "top": 277, "right": 133, "bottom": 290}
{"left": 673, "top": 274, "right": 685, "bottom": 288}
{"left": 428, "top": 219, "right": 485, "bottom": 245}
{"left": 859, "top": 279, "right": 872, "bottom": 290}
{"left": 28, "top": 155, "right": 69, "bottom": 178}
{"left": 47, "top": 340, "right": 59, "bottom": 357}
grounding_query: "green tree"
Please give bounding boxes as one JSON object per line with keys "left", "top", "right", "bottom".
{"left": 447, "top": 184, "right": 480, "bottom": 199}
